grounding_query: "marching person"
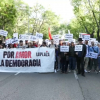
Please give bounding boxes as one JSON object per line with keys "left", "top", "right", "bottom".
{"left": 76, "top": 38, "right": 86, "bottom": 77}
{"left": 84, "top": 40, "right": 90, "bottom": 72}
{"left": 49, "top": 39, "right": 58, "bottom": 73}
{"left": 57, "top": 40, "right": 63, "bottom": 71}
{"left": 88, "top": 41, "right": 99, "bottom": 73}
{"left": 69, "top": 42, "right": 76, "bottom": 72}
{"left": 59, "top": 42, "right": 68, "bottom": 73}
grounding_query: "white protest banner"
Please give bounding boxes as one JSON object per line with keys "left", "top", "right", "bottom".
{"left": 19, "top": 34, "right": 30, "bottom": 40}
{"left": 0, "top": 30, "right": 8, "bottom": 37}
{"left": 13, "top": 33, "right": 18, "bottom": 38}
{"left": 60, "top": 46, "right": 69, "bottom": 52}
{"left": 30, "top": 35, "right": 37, "bottom": 41}
{"left": 36, "top": 33, "right": 43, "bottom": 39}
{"left": 11, "top": 37, "right": 18, "bottom": 44}
{"left": 0, "top": 48, "right": 55, "bottom": 73}
{"left": 75, "top": 45, "right": 83, "bottom": 51}
{"left": 82, "top": 35, "right": 90, "bottom": 40}
{"left": 88, "top": 52, "right": 98, "bottom": 59}
{"left": 65, "top": 34, "right": 73, "bottom": 39}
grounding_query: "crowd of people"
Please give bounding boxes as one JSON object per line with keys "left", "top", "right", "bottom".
{"left": 0, "top": 38, "right": 100, "bottom": 77}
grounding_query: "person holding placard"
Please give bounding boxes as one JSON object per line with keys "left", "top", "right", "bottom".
{"left": 59, "top": 42, "right": 69, "bottom": 73}
{"left": 57, "top": 40, "right": 63, "bottom": 71}
{"left": 49, "top": 39, "right": 57, "bottom": 73}
{"left": 69, "top": 42, "right": 76, "bottom": 72}
{"left": 76, "top": 38, "right": 86, "bottom": 77}
{"left": 89, "top": 41, "right": 99, "bottom": 73}
{"left": 84, "top": 40, "right": 90, "bottom": 72}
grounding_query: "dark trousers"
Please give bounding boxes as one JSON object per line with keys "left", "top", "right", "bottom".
{"left": 61, "top": 61, "right": 69, "bottom": 72}
{"left": 77, "top": 57, "right": 84, "bottom": 75}
{"left": 89, "top": 58, "right": 98, "bottom": 71}
{"left": 69, "top": 57, "right": 76, "bottom": 70}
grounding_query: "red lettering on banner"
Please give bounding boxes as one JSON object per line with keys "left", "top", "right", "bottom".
{"left": 15, "top": 51, "right": 32, "bottom": 58}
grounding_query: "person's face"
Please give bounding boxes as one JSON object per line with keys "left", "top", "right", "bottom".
{"left": 85, "top": 40, "right": 88, "bottom": 44}
{"left": 71, "top": 42, "right": 74, "bottom": 46}
{"left": 28, "top": 42, "right": 31, "bottom": 46}
{"left": 20, "top": 42, "right": 23, "bottom": 46}
{"left": 33, "top": 41, "right": 36, "bottom": 45}
{"left": 25, "top": 40, "right": 28, "bottom": 44}
{"left": 79, "top": 41, "right": 82, "bottom": 44}
{"left": 11, "top": 44, "right": 13, "bottom": 48}
{"left": 0, "top": 45, "right": 2, "bottom": 49}
{"left": 91, "top": 42, "right": 94, "bottom": 46}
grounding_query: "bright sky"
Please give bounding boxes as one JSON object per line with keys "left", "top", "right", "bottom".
{"left": 22, "top": 0, "right": 75, "bottom": 23}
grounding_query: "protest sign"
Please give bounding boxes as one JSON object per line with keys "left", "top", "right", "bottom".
{"left": 65, "top": 34, "right": 73, "bottom": 39}
{"left": 0, "top": 48, "right": 55, "bottom": 73}
{"left": 0, "top": 30, "right": 8, "bottom": 37}
{"left": 54, "top": 39, "right": 59, "bottom": 45}
{"left": 82, "top": 35, "right": 90, "bottom": 40}
{"left": 88, "top": 52, "right": 98, "bottom": 59}
{"left": 30, "top": 35, "right": 37, "bottom": 41}
{"left": 13, "top": 33, "right": 18, "bottom": 38}
{"left": 11, "top": 37, "right": 18, "bottom": 44}
{"left": 6, "top": 39, "right": 12, "bottom": 45}
{"left": 60, "top": 46, "right": 69, "bottom": 52}
{"left": 36, "top": 33, "right": 43, "bottom": 39}
{"left": 75, "top": 45, "right": 83, "bottom": 51}
{"left": 52, "top": 35, "right": 59, "bottom": 40}
{"left": 19, "top": 34, "right": 30, "bottom": 40}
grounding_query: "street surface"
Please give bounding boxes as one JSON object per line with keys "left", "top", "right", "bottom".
{"left": 0, "top": 72, "right": 100, "bottom": 100}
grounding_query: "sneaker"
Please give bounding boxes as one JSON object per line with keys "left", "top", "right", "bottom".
{"left": 99, "top": 71, "right": 100, "bottom": 73}
{"left": 54, "top": 69, "right": 57, "bottom": 73}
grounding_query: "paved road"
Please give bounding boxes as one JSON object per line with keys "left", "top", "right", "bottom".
{"left": 0, "top": 72, "right": 100, "bottom": 100}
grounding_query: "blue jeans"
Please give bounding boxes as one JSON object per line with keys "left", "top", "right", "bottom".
{"left": 98, "top": 57, "right": 100, "bottom": 70}
{"left": 69, "top": 57, "right": 76, "bottom": 70}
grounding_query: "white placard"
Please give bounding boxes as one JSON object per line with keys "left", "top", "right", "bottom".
{"left": 0, "top": 30, "right": 8, "bottom": 37}
{"left": 52, "top": 35, "right": 59, "bottom": 40}
{"left": 82, "top": 35, "right": 90, "bottom": 40}
{"left": 60, "top": 46, "right": 69, "bottom": 52}
{"left": 6, "top": 39, "right": 12, "bottom": 45}
{"left": 13, "top": 33, "right": 18, "bottom": 38}
{"left": 30, "top": 35, "right": 37, "bottom": 41}
{"left": 88, "top": 52, "right": 98, "bottom": 59}
{"left": 75, "top": 45, "right": 83, "bottom": 51}
{"left": 65, "top": 34, "right": 73, "bottom": 39}
{"left": 54, "top": 39, "right": 59, "bottom": 45}
{"left": 11, "top": 37, "right": 18, "bottom": 44}
{"left": 45, "top": 39, "right": 49, "bottom": 43}
{"left": 19, "top": 34, "right": 30, "bottom": 40}
{"left": 36, "top": 33, "right": 43, "bottom": 39}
